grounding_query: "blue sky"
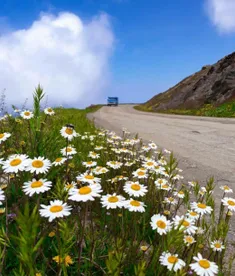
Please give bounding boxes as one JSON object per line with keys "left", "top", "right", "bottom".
{"left": 0, "top": 0, "right": 235, "bottom": 107}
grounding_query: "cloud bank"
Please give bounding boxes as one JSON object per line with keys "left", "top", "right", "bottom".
{"left": 0, "top": 12, "right": 114, "bottom": 109}
{"left": 206, "top": 0, "right": 235, "bottom": 33}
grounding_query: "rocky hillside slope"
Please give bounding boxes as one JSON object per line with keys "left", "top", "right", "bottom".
{"left": 143, "top": 52, "right": 235, "bottom": 111}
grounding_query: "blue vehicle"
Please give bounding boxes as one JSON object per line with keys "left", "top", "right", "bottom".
{"left": 107, "top": 97, "right": 119, "bottom": 106}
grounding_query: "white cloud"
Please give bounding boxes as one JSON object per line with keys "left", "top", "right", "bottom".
{"left": 0, "top": 12, "right": 114, "bottom": 109}
{"left": 206, "top": 0, "right": 235, "bottom": 33}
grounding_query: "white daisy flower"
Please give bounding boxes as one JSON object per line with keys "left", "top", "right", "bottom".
{"left": 0, "top": 189, "right": 5, "bottom": 205}
{"left": 64, "top": 181, "right": 77, "bottom": 191}
{"left": 163, "top": 149, "right": 171, "bottom": 154}
{"left": 60, "top": 126, "right": 77, "bottom": 141}
{"left": 188, "top": 181, "right": 197, "bottom": 187}
{"left": 148, "top": 142, "right": 157, "bottom": 150}
{"left": 100, "top": 193, "right": 125, "bottom": 209}
{"left": 0, "top": 132, "right": 11, "bottom": 144}
{"left": 106, "top": 161, "right": 123, "bottom": 169}
{"left": 68, "top": 184, "right": 102, "bottom": 202}
{"left": 221, "top": 197, "right": 235, "bottom": 211}
{"left": 92, "top": 166, "right": 109, "bottom": 175}
{"left": 132, "top": 168, "right": 148, "bottom": 179}
{"left": 150, "top": 214, "right": 172, "bottom": 235}
{"left": 191, "top": 202, "right": 213, "bottom": 215}
{"left": 123, "top": 181, "right": 148, "bottom": 197}
{"left": 124, "top": 199, "right": 146, "bottom": 212}
{"left": 187, "top": 210, "right": 200, "bottom": 221}
{"left": 155, "top": 180, "right": 171, "bottom": 191}
{"left": 174, "top": 190, "right": 185, "bottom": 199}
{"left": 88, "top": 151, "right": 100, "bottom": 159}
{"left": 184, "top": 235, "right": 196, "bottom": 246}
{"left": 172, "top": 174, "right": 184, "bottom": 180}
{"left": 155, "top": 178, "right": 168, "bottom": 186}
{"left": 210, "top": 240, "right": 225, "bottom": 252}
{"left": 120, "top": 147, "right": 130, "bottom": 153}
{"left": 153, "top": 165, "right": 166, "bottom": 174}
{"left": 82, "top": 161, "right": 97, "bottom": 168}
{"left": 60, "top": 145, "right": 77, "bottom": 156}
{"left": 142, "top": 160, "right": 157, "bottom": 170}
{"left": 44, "top": 107, "right": 55, "bottom": 116}
{"left": 141, "top": 145, "right": 151, "bottom": 152}
{"left": 39, "top": 200, "right": 72, "bottom": 222}
{"left": 22, "top": 178, "right": 52, "bottom": 197}
{"left": 196, "top": 227, "right": 205, "bottom": 235}
{"left": 159, "top": 251, "right": 185, "bottom": 272}
{"left": 220, "top": 185, "right": 233, "bottom": 193}
{"left": 2, "top": 154, "right": 29, "bottom": 173}
{"left": 76, "top": 173, "right": 101, "bottom": 185}
{"left": 190, "top": 253, "right": 218, "bottom": 276}
{"left": 52, "top": 157, "right": 66, "bottom": 166}
{"left": 173, "top": 215, "right": 198, "bottom": 235}
{"left": 125, "top": 161, "right": 135, "bottom": 167}
{"left": 21, "top": 110, "right": 34, "bottom": 119}
{"left": 111, "top": 134, "right": 122, "bottom": 140}
{"left": 164, "top": 197, "right": 177, "bottom": 205}
{"left": 158, "top": 158, "right": 167, "bottom": 166}
{"left": 94, "top": 146, "right": 104, "bottom": 151}
{"left": 26, "top": 157, "right": 51, "bottom": 174}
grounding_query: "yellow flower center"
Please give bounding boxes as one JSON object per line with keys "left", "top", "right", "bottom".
{"left": 130, "top": 200, "right": 141, "bottom": 207}
{"left": 55, "top": 157, "right": 62, "bottom": 162}
{"left": 66, "top": 147, "right": 72, "bottom": 152}
{"left": 32, "top": 160, "right": 44, "bottom": 168}
{"left": 85, "top": 175, "right": 94, "bottom": 180}
{"left": 162, "top": 184, "right": 169, "bottom": 189}
{"left": 167, "top": 256, "right": 178, "bottom": 264}
{"left": 131, "top": 184, "right": 141, "bottom": 191}
{"left": 168, "top": 197, "right": 174, "bottom": 202}
{"left": 224, "top": 186, "right": 230, "bottom": 190}
{"left": 199, "top": 260, "right": 210, "bottom": 269}
{"left": 156, "top": 220, "right": 166, "bottom": 229}
{"left": 24, "top": 111, "right": 30, "bottom": 116}
{"left": 158, "top": 179, "right": 163, "bottom": 184}
{"left": 147, "top": 162, "right": 154, "bottom": 166}
{"left": 48, "top": 108, "right": 53, "bottom": 112}
{"left": 140, "top": 245, "right": 148, "bottom": 251}
{"left": 190, "top": 211, "right": 198, "bottom": 216}
{"left": 182, "top": 220, "right": 190, "bottom": 227}
{"left": 10, "top": 158, "right": 22, "bottom": 166}
{"left": 0, "top": 133, "right": 5, "bottom": 139}
{"left": 50, "top": 205, "right": 63, "bottom": 213}
{"left": 31, "top": 181, "right": 43, "bottom": 188}
{"left": 197, "top": 203, "right": 206, "bottom": 209}
{"left": 227, "top": 200, "right": 235, "bottom": 206}
{"left": 87, "top": 161, "right": 93, "bottom": 165}
{"left": 108, "top": 196, "right": 119, "bottom": 203}
{"left": 137, "top": 171, "right": 145, "bottom": 176}
{"left": 111, "top": 161, "right": 117, "bottom": 165}
{"left": 155, "top": 166, "right": 160, "bottom": 169}
{"left": 140, "top": 167, "right": 145, "bottom": 170}
{"left": 79, "top": 186, "right": 92, "bottom": 195}
{"left": 215, "top": 243, "right": 221, "bottom": 248}
{"left": 185, "top": 236, "right": 194, "bottom": 243}
{"left": 178, "top": 191, "right": 184, "bottom": 194}
{"left": 65, "top": 128, "right": 73, "bottom": 135}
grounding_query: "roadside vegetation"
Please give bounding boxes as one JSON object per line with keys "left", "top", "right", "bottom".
{"left": 135, "top": 101, "right": 235, "bottom": 117}
{"left": 0, "top": 86, "right": 234, "bottom": 275}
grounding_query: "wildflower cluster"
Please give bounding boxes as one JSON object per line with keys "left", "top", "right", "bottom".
{"left": 0, "top": 87, "right": 234, "bottom": 275}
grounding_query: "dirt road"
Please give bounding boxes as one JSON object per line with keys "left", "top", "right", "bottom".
{"left": 88, "top": 105, "right": 235, "bottom": 195}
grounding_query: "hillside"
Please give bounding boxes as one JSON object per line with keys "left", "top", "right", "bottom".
{"left": 142, "top": 52, "right": 235, "bottom": 112}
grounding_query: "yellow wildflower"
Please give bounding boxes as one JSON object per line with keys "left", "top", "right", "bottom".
{"left": 48, "top": 231, "right": 55, "bottom": 237}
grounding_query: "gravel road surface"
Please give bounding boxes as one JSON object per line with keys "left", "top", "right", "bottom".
{"left": 88, "top": 105, "right": 235, "bottom": 197}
